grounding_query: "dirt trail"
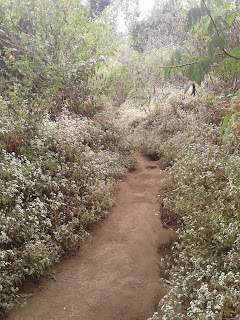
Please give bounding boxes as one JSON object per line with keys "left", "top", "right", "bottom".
{"left": 7, "top": 154, "right": 175, "bottom": 320}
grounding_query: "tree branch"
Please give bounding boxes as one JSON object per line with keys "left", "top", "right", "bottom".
{"left": 158, "top": 61, "right": 198, "bottom": 69}
{"left": 158, "top": 53, "right": 224, "bottom": 69}
{"left": 0, "top": 36, "right": 22, "bottom": 49}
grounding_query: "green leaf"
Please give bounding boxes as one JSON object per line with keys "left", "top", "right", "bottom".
{"left": 8, "top": 91, "right": 17, "bottom": 101}
{"left": 163, "top": 92, "right": 171, "bottom": 100}
{"left": 175, "top": 49, "right": 182, "bottom": 63}
{"left": 203, "top": 16, "right": 211, "bottom": 34}
{"left": 220, "top": 111, "right": 232, "bottom": 137}
{"left": 186, "top": 64, "right": 195, "bottom": 81}
{"left": 222, "top": 126, "right": 231, "bottom": 144}
{"left": 231, "top": 59, "right": 237, "bottom": 78}
{"left": 169, "top": 96, "right": 177, "bottom": 108}
{"left": 187, "top": 6, "right": 206, "bottom": 27}
{"left": 208, "top": 36, "right": 225, "bottom": 59}
{"left": 47, "top": 160, "right": 58, "bottom": 170}
{"left": 195, "top": 56, "right": 212, "bottom": 85}
{"left": 225, "top": 10, "right": 240, "bottom": 27}
{"left": 212, "top": 36, "right": 225, "bottom": 50}
{"left": 238, "top": 60, "right": 240, "bottom": 76}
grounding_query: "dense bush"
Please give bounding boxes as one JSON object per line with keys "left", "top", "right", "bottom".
{"left": 0, "top": 0, "right": 118, "bottom": 116}
{"left": 0, "top": 0, "right": 138, "bottom": 314}
{"left": 0, "top": 100, "right": 136, "bottom": 313}
{"left": 159, "top": 130, "right": 240, "bottom": 319}
{"left": 135, "top": 92, "right": 240, "bottom": 319}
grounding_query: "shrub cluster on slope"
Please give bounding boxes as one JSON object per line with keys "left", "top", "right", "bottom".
{"left": 0, "top": 0, "right": 139, "bottom": 315}
{"left": 0, "top": 101, "right": 136, "bottom": 314}
{"left": 137, "top": 92, "right": 240, "bottom": 319}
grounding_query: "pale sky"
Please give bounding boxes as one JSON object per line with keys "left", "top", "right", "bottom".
{"left": 139, "top": 0, "right": 155, "bottom": 13}
{"left": 117, "top": 0, "right": 155, "bottom": 32}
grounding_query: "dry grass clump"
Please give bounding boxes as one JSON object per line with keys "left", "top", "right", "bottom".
{"left": 0, "top": 101, "right": 136, "bottom": 314}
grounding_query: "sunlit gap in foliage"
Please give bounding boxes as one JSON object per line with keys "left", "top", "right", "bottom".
{"left": 117, "top": 0, "right": 155, "bottom": 32}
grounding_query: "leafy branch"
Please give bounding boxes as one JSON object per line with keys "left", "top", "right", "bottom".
{"left": 201, "top": 0, "right": 240, "bottom": 60}
{"left": 160, "top": 1, "right": 240, "bottom": 84}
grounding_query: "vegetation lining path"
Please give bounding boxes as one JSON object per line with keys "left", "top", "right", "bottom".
{"left": 7, "top": 154, "right": 175, "bottom": 320}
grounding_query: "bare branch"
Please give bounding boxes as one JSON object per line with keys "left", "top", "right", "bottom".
{"left": 158, "top": 61, "right": 198, "bottom": 69}
{"left": 0, "top": 36, "right": 22, "bottom": 49}
{"left": 158, "top": 53, "right": 224, "bottom": 69}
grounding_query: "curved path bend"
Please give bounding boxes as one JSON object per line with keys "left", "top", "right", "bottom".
{"left": 7, "top": 154, "right": 175, "bottom": 320}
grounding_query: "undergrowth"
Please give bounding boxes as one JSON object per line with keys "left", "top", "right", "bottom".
{"left": 0, "top": 100, "right": 136, "bottom": 314}
{"left": 136, "top": 92, "right": 240, "bottom": 319}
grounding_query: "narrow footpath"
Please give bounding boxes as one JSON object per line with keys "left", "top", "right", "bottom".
{"left": 7, "top": 154, "right": 175, "bottom": 320}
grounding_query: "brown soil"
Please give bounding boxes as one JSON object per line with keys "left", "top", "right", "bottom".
{"left": 7, "top": 154, "right": 176, "bottom": 320}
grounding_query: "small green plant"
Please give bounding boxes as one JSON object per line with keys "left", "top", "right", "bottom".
{"left": 204, "top": 91, "right": 216, "bottom": 105}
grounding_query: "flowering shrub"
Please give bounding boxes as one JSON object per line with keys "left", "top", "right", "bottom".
{"left": 0, "top": 103, "right": 136, "bottom": 314}
{"left": 136, "top": 96, "right": 240, "bottom": 319}
{"left": 159, "top": 135, "right": 240, "bottom": 319}
{"left": 147, "top": 312, "right": 160, "bottom": 320}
